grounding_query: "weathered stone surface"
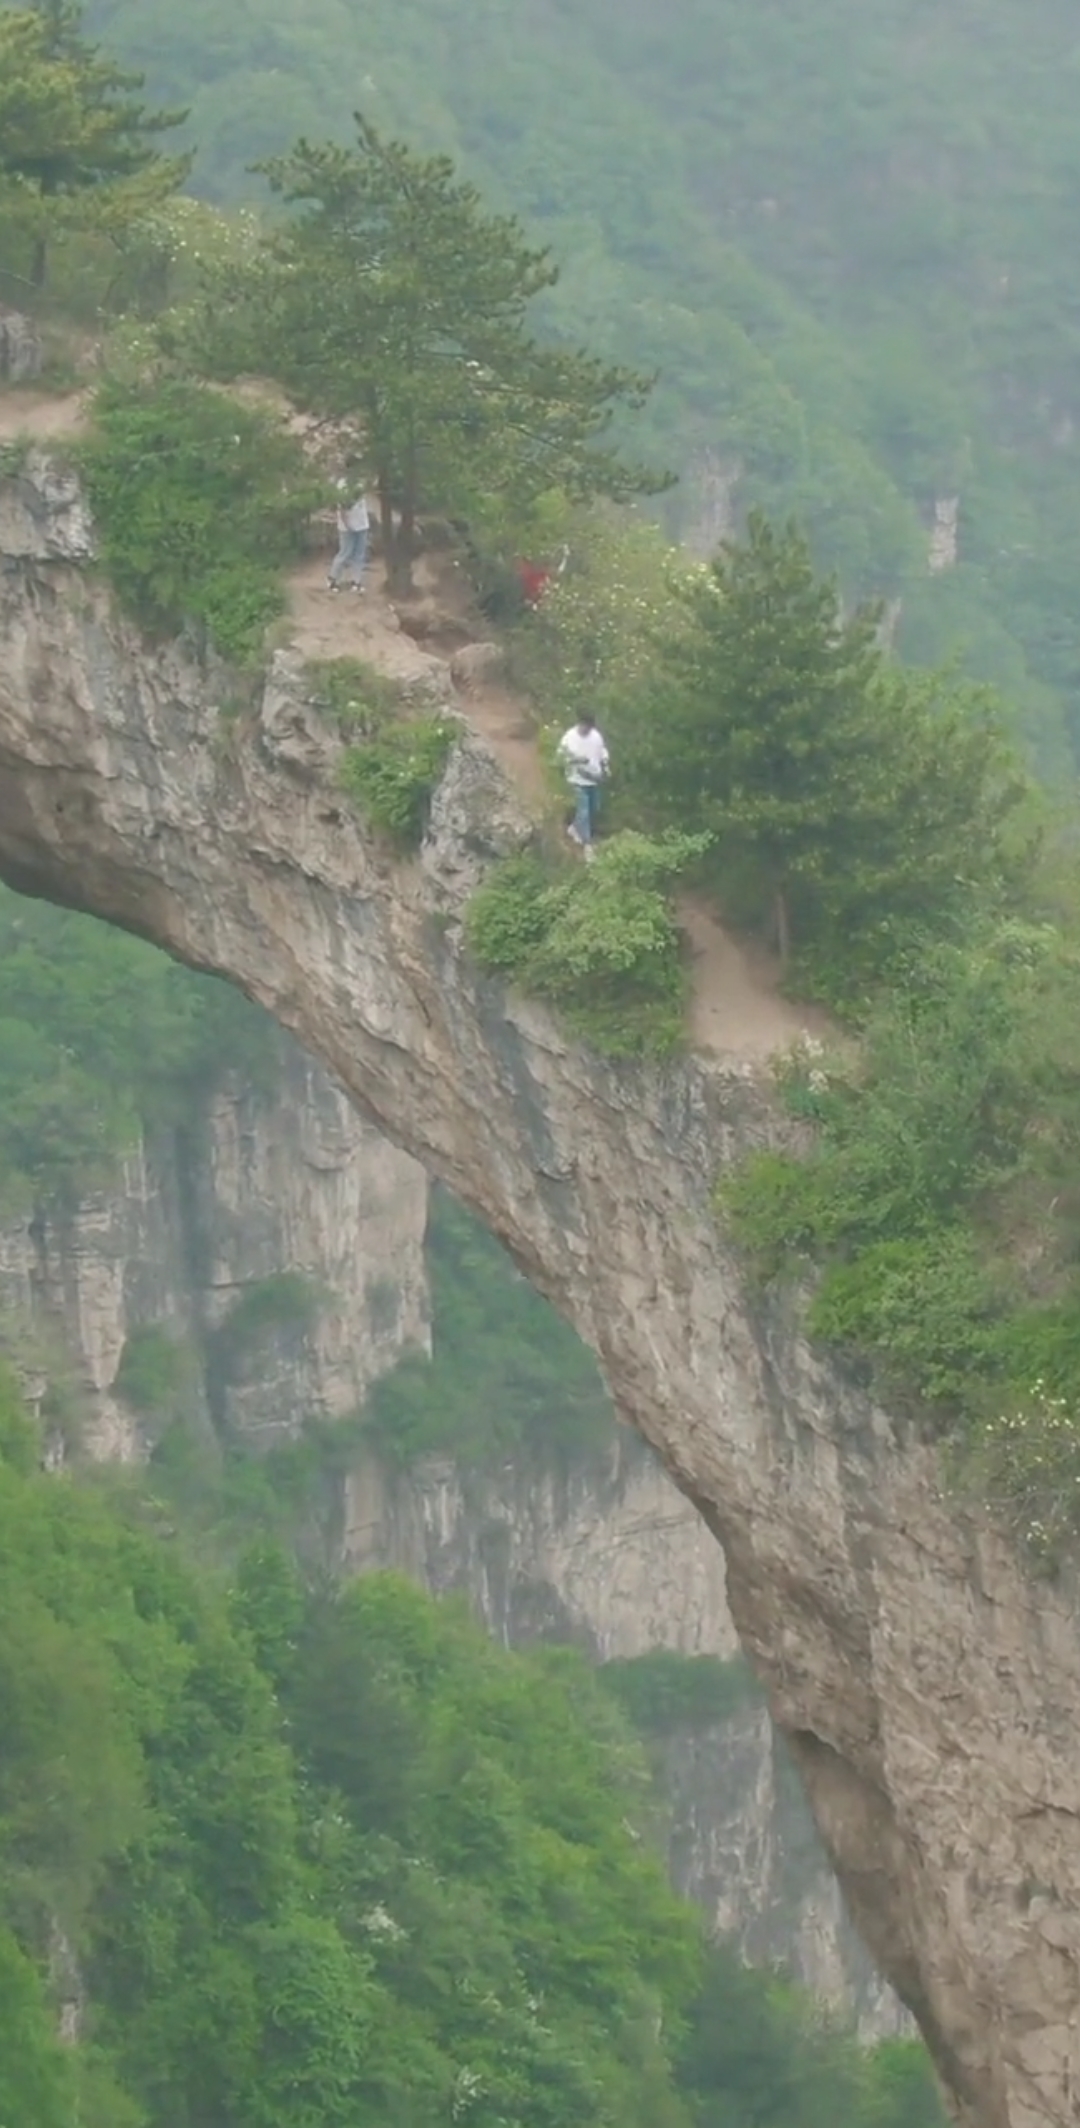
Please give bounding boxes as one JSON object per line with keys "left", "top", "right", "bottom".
{"left": 0, "top": 471, "right": 1078, "bottom": 2127}
{"left": 0, "top": 311, "right": 42, "bottom": 384}
{"left": 450, "top": 638, "right": 504, "bottom": 690}
{"left": 0, "top": 1030, "right": 429, "bottom": 1458}
{"left": 0, "top": 446, "right": 93, "bottom": 561}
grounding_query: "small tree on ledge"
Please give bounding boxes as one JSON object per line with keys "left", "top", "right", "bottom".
{"left": 195, "top": 115, "right": 668, "bottom": 594}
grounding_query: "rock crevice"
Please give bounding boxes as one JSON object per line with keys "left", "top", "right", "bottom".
{"left": 0, "top": 474, "right": 1078, "bottom": 2127}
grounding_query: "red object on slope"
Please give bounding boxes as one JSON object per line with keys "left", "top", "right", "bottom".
{"left": 516, "top": 560, "right": 552, "bottom": 607}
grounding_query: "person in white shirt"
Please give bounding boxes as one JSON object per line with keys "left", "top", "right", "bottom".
{"left": 557, "top": 712, "right": 610, "bottom": 857}
{"left": 327, "top": 482, "right": 370, "bottom": 591}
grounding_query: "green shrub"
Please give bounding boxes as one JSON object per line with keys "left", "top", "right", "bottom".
{"left": 598, "top": 1651, "right": 759, "bottom": 1734}
{"left": 808, "top": 1230, "right": 1002, "bottom": 1407}
{"left": 210, "top": 1273, "right": 320, "bottom": 1384}
{"left": 310, "top": 657, "right": 404, "bottom": 737}
{"left": 467, "top": 831, "right": 709, "bottom": 1056}
{"left": 339, "top": 716, "right": 456, "bottom": 846}
{"left": 79, "top": 374, "right": 321, "bottom": 662}
{"left": 465, "top": 854, "right": 552, "bottom": 971}
{"left": 963, "top": 1388, "right": 1080, "bottom": 1567}
{"left": 113, "top": 1325, "right": 191, "bottom": 1421}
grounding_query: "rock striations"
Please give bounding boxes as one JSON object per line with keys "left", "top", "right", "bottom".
{"left": 0, "top": 453, "right": 1078, "bottom": 2127}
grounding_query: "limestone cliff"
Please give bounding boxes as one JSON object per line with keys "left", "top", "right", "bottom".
{"left": 0, "top": 1034, "right": 430, "bottom": 1459}
{"left": 1, "top": 452, "right": 1078, "bottom": 2127}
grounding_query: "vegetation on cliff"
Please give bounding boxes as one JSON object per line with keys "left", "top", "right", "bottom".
{"left": 0, "top": 1371, "right": 944, "bottom": 2128}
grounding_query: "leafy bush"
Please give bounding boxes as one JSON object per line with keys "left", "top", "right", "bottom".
{"left": 467, "top": 831, "right": 709, "bottom": 1056}
{"left": 0, "top": 884, "right": 274, "bottom": 1206}
{"left": 318, "top": 655, "right": 458, "bottom": 846}
{"left": 963, "top": 1388, "right": 1080, "bottom": 1568}
{"left": 722, "top": 925, "right": 1080, "bottom": 1445}
{"left": 809, "top": 1231, "right": 1002, "bottom": 1408}
{"left": 340, "top": 715, "right": 456, "bottom": 846}
{"left": 311, "top": 656, "right": 406, "bottom": 736}
{"left": 599, "top": 1651, "right": 759, "bottom": 1733}
{"left": 113, "top": 1325, "right": 191, "bottom": 1423}
{"left": 80, "top": 374, "right": 320, "bottom": 661}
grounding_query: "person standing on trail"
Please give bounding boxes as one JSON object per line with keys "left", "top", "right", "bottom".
{"left": 327, "top": 481, "right": 370, "bottom": 592}
{"left": 557, "top": 712, "right": 609, "bottom": 859}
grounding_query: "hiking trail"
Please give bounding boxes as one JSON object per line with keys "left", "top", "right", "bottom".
{"left": 0, "top": 383, "right": 822, "bottom": 1065}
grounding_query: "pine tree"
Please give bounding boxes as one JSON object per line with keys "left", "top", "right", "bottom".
{"left": 642, "top": 514, "right": 1026, "bottom": 973}
{"left": 200, "top": 115, "right": 666, "bottom": 591}
{"left": 0, "top": 1, "right": 188, "bottom": 284}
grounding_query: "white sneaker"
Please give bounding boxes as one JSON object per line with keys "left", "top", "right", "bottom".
{"left": 566, "top": 823, "right": 581, "bottom": 845}
{"left": 583, "top": 844, "right": 596, "bottom": 864}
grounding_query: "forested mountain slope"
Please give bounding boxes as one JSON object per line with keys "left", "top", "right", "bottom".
{"left": 0, "top": 1372, "right": 943, "bottom": 2128}
{"left": 82, "top": 0, "right": 1080, "bottom": 769}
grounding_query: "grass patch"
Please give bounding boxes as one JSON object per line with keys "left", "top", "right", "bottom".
{"left": 466, "top": 830, "right": 710, "bottom": 1057}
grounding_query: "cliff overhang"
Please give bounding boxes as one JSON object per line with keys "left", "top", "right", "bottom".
{"left": 1, "top": 459, "right": 1078, "bottom": 2128}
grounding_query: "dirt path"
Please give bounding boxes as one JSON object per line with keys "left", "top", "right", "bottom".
{"left": 3, "top": 383, "right": 824, "bottom": 1064}
{"left": 0, "top": 386, "right": 89, "bottom": 443}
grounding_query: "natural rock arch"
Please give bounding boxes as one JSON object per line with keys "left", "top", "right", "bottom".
{"left": 1, "top": 460, "right": 1078, "bottom": 2128}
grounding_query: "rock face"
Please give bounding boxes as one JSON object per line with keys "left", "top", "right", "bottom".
{"left": 658, "top": 1700, "right": 905, "bottom": 2041}
{"left": 0, "top": 311, "right": 42, "bottom": 384}
{"left": 0, "top": 1034, "right": 430, "bottom": 1459}
{"left": 341, "top": 1434, "right": 908, "bottom": 2036}
{"left": 1, "top": 462, "right": 1078, "bottom": 2128}
{"left": 342, "top": 1433, "right": 740, "bottom": 1657}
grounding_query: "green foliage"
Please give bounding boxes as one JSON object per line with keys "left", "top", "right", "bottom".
{"left": 210, "top": 1273, "right": 319, "bottom": 1383}
{"left": 467, "top": 832, "right": 708, "bottom": 1056}
{"left": 963, "top": 1388, "right": 1080, "bottom": 1569}
{"left": 79, "top": 373, "right": 320, "bottom": 660}
{"left": 0, "top": 1293, "right": 947, "bottom": 2128}
{"left": 315, "top": 656, "right": 458, "bottom": 847}
{"left": 362, "top": 1187, "right": 613, "bottom": 1469}
{"left": 340, "top": 717, "right": 456, "bottom": 847}
{"left": 186, "top": 113, "right": 665, "bottom": 589}
{"left": 0, "top": 882, "right": 274, "bottom": 1204}
{"left": 0, "top": 1923, "right": 76, "bottom": 2128}
{"left": 723, "top": 925, "right": 1080, "bottom": 1497}
{"left": 599, "top": 1652, "right": 759, "bottom": 1734}
{"left": 310, "top": 656, "right": 405, "bottom": 736}
{"left": 113, "top": 1324, "right": 191, "bottom": 1424}
{"left": 610, "top": 517, "right": 1030, "bottom": 986}
{"left": 0, "top": 0, "right": 188, "bottom": 287}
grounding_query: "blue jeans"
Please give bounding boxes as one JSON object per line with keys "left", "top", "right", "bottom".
{"left": 329, "top": 527, "right": 368, "bottom": 583}
{"left": 573, "top": 783, "right": 600, "bottom": 844}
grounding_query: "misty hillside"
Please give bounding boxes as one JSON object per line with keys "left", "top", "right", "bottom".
{"left": 85, "top": 0, "right": 1080, "bottom": 770}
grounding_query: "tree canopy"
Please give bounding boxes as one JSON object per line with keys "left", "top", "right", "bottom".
{"left": 193, "top": 114, "right": 665, "bottom": 588}
{"left": 0, "top": 1371, "right": 946, "bottom": 2128}
{"left": 0, "top": 0, "right": 187, "bottom": 281}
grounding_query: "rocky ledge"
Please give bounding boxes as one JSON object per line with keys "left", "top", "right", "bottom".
{"left": 0, "top": 457, "right": 1077, "bottom": 2127}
